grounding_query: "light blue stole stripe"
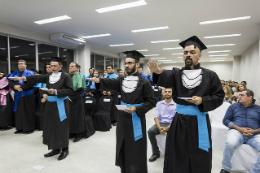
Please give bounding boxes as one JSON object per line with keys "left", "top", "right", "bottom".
{"left": 121, "top": 101, "right": 144, "bottom": 141}
{"left": 14, "top": 89, "right": 34, "bottom": 112}
{"left": 47, "top": 96, "right": 68, "bottom": 122}
{"left": 176, "top": 104, "right": 210, "bottom": 152}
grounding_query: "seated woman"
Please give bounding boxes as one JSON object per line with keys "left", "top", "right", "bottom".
{"left": 233, "top": 83, "right": 247, "bottom": 97}
{"left": 223, "top": 85, "right": 233, "bottom": 104}
{"left": 231, "top": 96, "right": 238, "bottom": 104}
{"left": 87, "top": 70, "right": 101, "bottom": 114}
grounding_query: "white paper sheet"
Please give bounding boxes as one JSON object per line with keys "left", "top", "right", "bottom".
{"left": 178, "top": 97, "right": 193, "bottom": 100}
{"left": 116, "top": 105, "right": 128, "bottom": 111}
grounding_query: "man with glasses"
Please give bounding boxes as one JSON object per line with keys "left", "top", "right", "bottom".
{"left": 87, "top": 50, "right": 155, "bottom": 173}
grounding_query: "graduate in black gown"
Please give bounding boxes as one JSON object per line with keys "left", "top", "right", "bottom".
{"left": 88, "top": 51, "right": 155, "bottom": 173}
{"left": 148, "top": 36, "right": 225, "bottom": 173}
{"left": 0, "top": 71, "right": 14, "bottom": 130}
{"left": 7, "top": 59, "right": 35, "bottom": 134}
{"left": 68, "top": 62, "right": 87, "bottom": 142}
{"left": 9, "top": 57, "right": 73, "bottom": 161}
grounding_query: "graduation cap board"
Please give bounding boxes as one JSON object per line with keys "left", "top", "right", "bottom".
{"left": 50, "top": 57, "right": 62, "bottom": 63}
{"left": 122, "top": 50, "right": 145, "bottom": 61}
{"left": 179, "top": 36, "right": 207, "bottom": 51}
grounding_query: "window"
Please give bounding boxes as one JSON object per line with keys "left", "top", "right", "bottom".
{"left": 0, "top": 35, "right": 8, "bottom": 74}
{"left": 91, "top": 53, "right": 94, "bottom": 69}
{"left": 10, "top": 37, "right": 36, "bottom": 73}
{"left": 95, "top": 54, "right": 105, "bottom": 74}
{"left": 59, "top": 48, "right": 74, "bottom": 73}
{"left": 38, "top": 44, "right": 57, "bottom": 74}
{"left": 114, "top": 58, "right": 121, "bottom": 74}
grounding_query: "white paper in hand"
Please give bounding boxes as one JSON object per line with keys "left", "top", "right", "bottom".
{"left": 39, "top": 88, "right": 49, "bottom": 91}
{"left": 116, "top": 105, "right": 128, "bottom": 111}
{"left": 178, "top": 97, "right": 193, "bottom": 100}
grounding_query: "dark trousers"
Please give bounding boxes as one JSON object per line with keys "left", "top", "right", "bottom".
{"left": 148, "top": 123, "right": 170, "bottom": 155}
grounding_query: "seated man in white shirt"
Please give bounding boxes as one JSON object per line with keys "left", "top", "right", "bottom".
{"left": 148, "top": 88, "right": 176, "bottom": 162}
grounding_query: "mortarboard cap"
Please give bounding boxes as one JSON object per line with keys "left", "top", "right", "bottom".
{"left": 122, "top": 50, "right": 145, "bottom": 61}
{"left": 179, "top": 36, "right": 207, "bottom": 51}
{"left": 50, "top": 57, "right": 62, "bottom": 63}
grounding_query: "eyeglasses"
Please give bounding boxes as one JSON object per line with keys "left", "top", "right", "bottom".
{"left": 124, "top": 62, "right": 135, "bottom": 66}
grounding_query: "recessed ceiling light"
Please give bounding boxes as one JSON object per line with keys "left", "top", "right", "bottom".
{"left": 109, "top": 43, "right": 134, "bottom": 47}
{"left": 209, "top": 54, "right": 229, "bottom": 57}
{"left": 163, "top": 47, "right": 182, "bottom": 50}
{"left": 132, "top": 26, "right": 169, "bottom": 33}
{"left": 172, "top": 53, "right": 183, "bottom": 55}
{"left": 83, "top": 33, "right": 111, "bottom": 39}
{"left": 144, "top": 54, "right": 159, "bottom": 56}
{"left": 163, "top": 62, "right": 176, "bottom": 63}
{"left": 38, "top": 51, "right": 53, "bottom": 55}
{"left": 200, "top": 16, "right": 251, "bottom": 25}
{"left": 210, "top": 60, "right": 225, "bottom": 62}
{"left": 204, "top": 34, "right": 241, "bottom": 39}
{"left": 96, "top": 0, "right": 147, "bottom": 13}
{"left": 207, "top": 44, "right": 235, "bottom": 47}
{"left": 150, "top": 57, "right": 166, "bottom": 59}
{"left": 34, "top": 15, "right": 71, "bottom": 25}
{"left": 137, "top": 49, "right": 148, "bottom": 51}
{"left": 208, "top": 50, "right": 231, "bottom": 53}
{"left": 210, "top": 58, "right": 226, "bottom": 59}
{"left": 158, "top": 60, "right": 172, "bottom": 62}
{"left": 15, "top": 54, "right": 29, "bottom": 57}
{"left": 177, "top": 57, "right": 183, "bottom": 58}
{"left": 151, "top": 39, "right": 180, "bottom": 43}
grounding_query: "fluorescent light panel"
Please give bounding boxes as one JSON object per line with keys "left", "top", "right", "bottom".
{"left": 158, "top": 60, "right": 172, "bottom": 62}
{"left": 15, "top": 54, "right": 29, "bottom": 57}
{"left": 200, "top": 16, "right": 251, "bottom": 25}
{"left": 144, "top": 54, "right": 159, "bottom": 56}
{"left": 210, "top": 58, "right": 226, "bottom": 59}
{"left": 172, "top": 53, "right": 183, "bottom": 55}
{"left": 137, "top": 49, "right": 148, "bottom": 51}
{"left": 132, "top": 26, "right": 169, "bottom": 33}
{"left": 34, "top": 15, "right": 71, "bottom": 25}
{"left": 110, "top": 43, "right": 134, "bottom": 47}
{"left": 208, "top": 50, "right": 231, "bottom": 53}
{"left": 150, "top": 57, "right": 166, "bottom": 59}
{"left": 151, "top": 39, "right": 180, "bottom": 43}
{"left": 96, "top": 0, "right": 147, "bottom": 13}
{"left": 83, "top": 33, "right": 111, "bottom": 39}
{"left": 204, "top": 34, "right": 241, "bottom": 39}
{"left": 210, "top": 60, "right": 225, "bottom": 62}
{"left": 177, "top": 57, "right": 183, "bottom": 59}
{"left": 207, "top": 44, "right": 235, "bottom": 47}
{"left": 163, "top": 62, "right": 176, "bottom": 63}
{"left": 163, "top": 47, "right": 182, "bottom": 50}
{"left": 209, "top": 54, "right": 229, "bottom": 57}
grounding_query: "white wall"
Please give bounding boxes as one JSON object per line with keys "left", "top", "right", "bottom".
{"left": 159, "top": 61, "right": 233, "bottom": 81}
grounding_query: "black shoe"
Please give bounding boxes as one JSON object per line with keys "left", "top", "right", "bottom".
{"left": 44, "top": 150, "right": 60, "bottom": 157}
{"left": 14, "top": 130, "right": 23, "bottom": 134}
{"left": 23, "top": 130, "right": 34, "bottom": 134}
{"left": 112, "top": 122, "right": 117, "bottom": 126}
{"left": 58, "top": 151, "right": 69, "bottom": 160}
{"left": 149, "top": 154, "right": 160, "bottom": 162}
{"left": 220, "top": 169, "right": 230, "bottom": 173}
{"left": 73, "top": 137, "right": 82, "bottom": 142}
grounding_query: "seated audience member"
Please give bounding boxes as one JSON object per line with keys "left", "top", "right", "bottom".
{"left": 138, "top": 67, "right": 148, "bottom": 80}
{"left": 233, "top": 83, "right": 247, "bottom": 97}
{"left": 231, "top": 96, "right": 238, "bottom": 104}
{"left": 147, "top": 72, "right": 155, "bottom": 86}
{"left": 118, "top": 69, "right": 125, "bottom": 77}
{"left": 220, "top": 80, "right": 225, "bottom": 85}
{"left": 148, "top": 88, "right": 176, "bottom": 162}
{"left": 220, "top": 89, "right": 260, "bottom": 173}
{"left": 101, "top": 70, "right": 108, "bottom": 78}
{"left": 86, "top": 68, "right": 94, "bottom": 86}
{"left": 241, "top": 81, "right": 247, "bottom": 86}
{"left": 223, "top": 85, "right": 233, "bottom": 104}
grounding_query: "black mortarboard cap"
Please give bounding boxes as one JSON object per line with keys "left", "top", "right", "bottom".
{"left": 122, "top": 50, "right": 145, "bottom": 61}
{"left": 179, "top": 36, "right": 207, "bottom": 51}
{"left": 50, "top": 57, "right": 62, "bottom": 63}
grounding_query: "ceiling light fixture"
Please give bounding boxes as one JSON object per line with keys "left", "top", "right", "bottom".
{"left": 137, "top": 49, "right": 148, "bottom": 51}
{"left": 207, "top": 44, "right": 235, "bottom": 47}
{"left": 15, "top": 54, "right": 29, "bottom": 58}
{"left": 177, "top": 57, "right": 183, "bottom": 58}
{"left": 38, "top": 51, "right": 53, "bottom": 55}
{"left": 163, "top": 47, "right": 182, "bottom": 50}
{"left": 163, "top": 62, "right": 176, "bottom": 63}
{"left": 96, "top": 0, "right": 147, "bottom": 13}
{"left": 83, "top": 33, "right": 111, "bottom": 39}
{"left": 132, "top": 26, "right": 169, "bottom": 33}
{"left": 172, "top": 53, "right": 183, "bottom": 55}
{"left": 210, "top": 58, "right": 226, "bottom": 59}
{"left": 109, "top": 43, "right": 134, "bottom": 47}
{"left": 204, "top": 34, "right": 241, "bottom": 39}
{"left": 144, "top": 54, "right": 159, "bottom": 56}
{"left": 210, "top": 60, "right": 226, "bottom": 62}
{"left": 151, "top": 39, "right": 180, "bottom": 43}
{"left": 208, "top": 50, "right": 231, "bottom": 53}
{"left": 34, "top": 15, "right": 71, "bottom": 25}
{"left": 158, "top": 60, "right": 172, "bottom": 62}
{"left": 209, "top": 54, "right": 229, "bottom": 57}
{"left": 10, "top": 46, "right": 20, "bottom": 49}
{"left": 150, "top": 57, "right": 166, "bottom": 59}
{"left": 200, "top": 16, "right": 251, "bottom": 25}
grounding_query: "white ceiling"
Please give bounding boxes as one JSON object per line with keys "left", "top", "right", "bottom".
{"left": 0, "top": 0, "right": 260, "bottom": 63}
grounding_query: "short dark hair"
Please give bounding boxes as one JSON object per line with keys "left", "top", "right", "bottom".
{"left": 70, "top": 62, "right": 80, "bottom": 68}
{"left": 241, "top": 81, "right": 247, "bottom": 85}
{"left": 18, "top": 59, "right": 26, "bottom": 65}
{"left": 165, "top": 87, "right": 173, "bottom": 91}
{"left": 138, "top": 67, "right": 143, "bottom": 70}
{"left": 117, "top": 69, "right": 122, "bottom": 73}
{"left": 106, "top": 65, "right": 113, "bottom": 69}
{"left": 241, "top": 89, "right": 254, "bottom": 99}
{"left": 32, "top": 69, "right": 39, "bottom": 74}
{"left": 0, "top": 70, "right": 5, "bottom": 77}
{"left": 231, "top": 96, "right": 237, "bottom": 102}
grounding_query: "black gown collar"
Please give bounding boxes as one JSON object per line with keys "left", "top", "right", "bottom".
{"left": 182, "top": 63, "right": 201, "bottom": 70}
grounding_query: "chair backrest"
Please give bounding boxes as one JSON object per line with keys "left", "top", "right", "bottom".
{"left": 209, "top": 102, "right": 231, "bottom": 125}
{"left": 84, "top": 96, "right": 96, "bottom": 117}
{"left": 98, "top": 96, "right": 113, "bottom": 113}
{"left": 153, "top": 86, "right": 162, "bottom": 98}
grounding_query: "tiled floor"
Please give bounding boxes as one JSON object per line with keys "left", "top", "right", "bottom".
{"left": 0, "top": 108, "right": 240, "bottom": 173}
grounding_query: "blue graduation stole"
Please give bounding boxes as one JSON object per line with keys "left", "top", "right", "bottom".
{"left": 47, "top": 96, "right": 68, "bottom": 122}
{"left": 106, "top": 73, "right": 119, "bottom": 79}
{"left": 121, "top": 101, "right": 144, "bottom": 141}
{"left": 176, "top": 104, "right": 210, "bottom": 152}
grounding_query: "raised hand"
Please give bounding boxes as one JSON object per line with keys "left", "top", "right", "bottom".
{"left": 87, "top": 77, "right": 100, "bottom": 83}
{"left": 147, "top": 61, "right": 165, "bottom": 74}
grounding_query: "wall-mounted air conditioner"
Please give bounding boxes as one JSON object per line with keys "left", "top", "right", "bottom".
{"left": 50, "top": 33, "right": 86, "bottom": 46}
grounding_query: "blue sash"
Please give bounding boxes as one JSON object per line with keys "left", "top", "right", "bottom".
{"left": 121, "top": 101, "right": 144, "bottom": 141}
{"left": 176, "top": 104, "right": 210, "bottom": 152}
{"left": 14, "top": 90, "right": 34, "bottom": 112}
{"left": 47, "top": 96, "right": 68, "bottom": 122}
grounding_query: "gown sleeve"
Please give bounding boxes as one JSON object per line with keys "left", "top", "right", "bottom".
{"left": 69, "top": 89, "right": 83, "bottom": 101}
{"left": 56, "top": 74, "right": 73, "bottom": 98}
{"left": 26, "top": 75, "right": 48, "bottom": 84}
{"left": 198, "top": 71, "right": 225, "bottom": 112}
{"left": 153, "top": 70, "right": 174, "bottom": 88}
{"left": 8, "top": 79, "right": 17, "bottom": 91}
{"left": 135, "top": 80, "right": 156, "bottom": 117}
{"left": 20, "top": 83, "right": 34, "bottom": 91}
{"left": 99, "top": 78, "right": 121, "bottom": 93}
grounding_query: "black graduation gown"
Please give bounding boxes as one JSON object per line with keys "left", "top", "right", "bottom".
{"left": 8, "top": 73, "right": 35, "bottom": 132}
{"left": 26, "top": 72, "right": 73, "bottom": 149}
{"left": 99, "top": 72, "right": 155, "bottom": 173}
{"left": 69, "top": 88, "right": 86, "bottom": 134}
{"left": 153, "top": 63, "right": 224, "bottom": 173}
{"left": 0, "top": 85, "right": 14, "bottom": 127}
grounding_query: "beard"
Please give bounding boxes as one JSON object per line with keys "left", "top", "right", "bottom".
{"left": 185, "top": 56, "right": 193, "bottom": 67}
{"left": 165, "top": 95, "right": 172, "bottom": 99}
{"left": 125, "top": 65, "right": 136, "bottom": 75}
